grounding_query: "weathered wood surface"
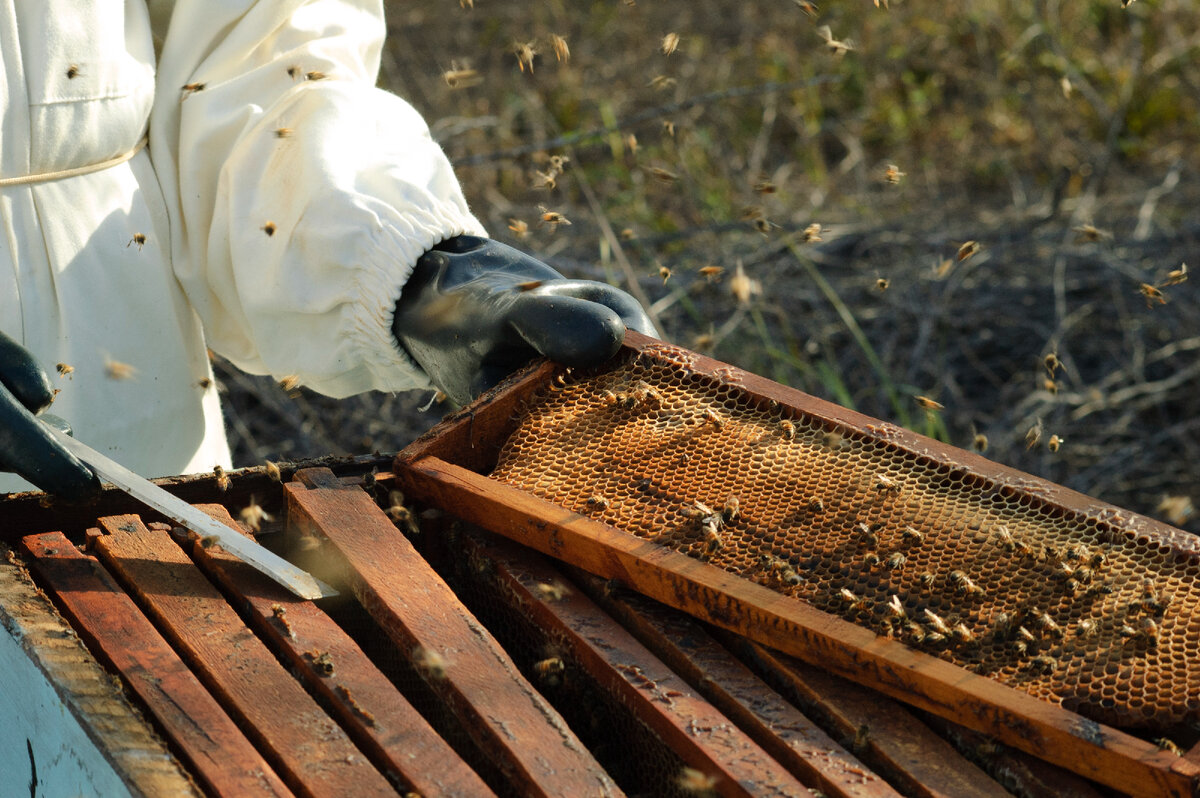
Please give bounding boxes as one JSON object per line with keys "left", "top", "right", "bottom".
{"left": 394, "top": 455, "right": 1195, "bottom": 798}
{"left": 182, "top": 504, "right": 494, "bottom": 798}
{"left": 456, "top": 528, "right": 816, "bottom": 798}
{"left": 88, "top": 514, "right": 397, "bottom": 798}
{"left": 21, "top": 531, "right": 291, "bottom": 798}
{"left": 286, "top": 468, "right": 622, "bottom": 798}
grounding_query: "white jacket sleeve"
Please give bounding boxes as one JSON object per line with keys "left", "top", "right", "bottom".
{"left": 148, "top": 0, "right": 486, "bottom": 398}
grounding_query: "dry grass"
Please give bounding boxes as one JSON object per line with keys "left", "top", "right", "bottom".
{"left": 218, "top": 0, "right": 1200, "bottom": 532}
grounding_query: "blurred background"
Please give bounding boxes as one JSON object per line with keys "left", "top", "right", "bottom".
{"left": 216, "top": 0, "right": 1199, "bottom": 532}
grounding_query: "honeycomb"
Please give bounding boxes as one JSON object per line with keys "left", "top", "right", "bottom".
{"left": 489, "top": 346, "right": 1200, "bottom": 730}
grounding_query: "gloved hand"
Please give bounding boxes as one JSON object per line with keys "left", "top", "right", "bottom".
{"left": 0, "top": 330, "right": 100, "bottom": 499}
{"left": 393, "top": 235, "right": 658, "bottom": 405}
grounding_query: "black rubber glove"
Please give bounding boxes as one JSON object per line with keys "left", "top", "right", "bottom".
{"left": 0, "top": 330, "right": 100, "bottom": 499}
{"left": 393, "top": 235, "right": 658, "bottom": 405}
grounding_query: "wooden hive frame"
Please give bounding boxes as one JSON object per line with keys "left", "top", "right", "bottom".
{"left": 392, "top": 331, "right": 1200, "bottom": 797}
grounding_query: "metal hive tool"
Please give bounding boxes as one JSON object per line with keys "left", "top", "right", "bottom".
{"left": 487, "top": 343, "right": 1200, "bottom": 730}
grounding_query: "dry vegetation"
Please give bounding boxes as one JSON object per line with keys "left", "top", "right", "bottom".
{"left": 216, "top": 0, "right": 1199, "bottom": 532}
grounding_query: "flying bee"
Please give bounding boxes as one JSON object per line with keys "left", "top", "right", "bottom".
{"left": 644, "top": 165, "right": 679, "bottom": 184}
{"left": 180, "top": 82, "right": 206, "bottom": 96}
{"left": 264, "top": 460, "right": 281, "bottom": 482}
{"left": 752, "top": 216, "right": 773, "bottom": 234}
{"left": 1163, "top": 263, "right": 1188, "bottom": 286}
{"left": 648, "top": 74, "right": 677, "bottom": 90}
{"left": 287, "top": 65, "right": 301, "bottom": 79}
{"left": 533, "top": 169, "right": 557, "bottom": 190}
{"left": 956, "top": 240, "right": 980, "bottom": 262}
{"left": 513, "top": 41, "right": 537, "bottom": 73}
{"left": 658, "top": 265, "right": 672, "bottom": 284}
{"left": 537, "top": 205, "right": 571, "bottom": 229}
{"left": 305, "top": 70, "right": 327, "bottom": 81}
{"left": 104, "top": 357, "right": 137, "bottom": 381}
{"left": 274, "top": 127, "right": 293, "bottom": 139}
{"left": 698, "top": 265, "right": 724, "bottom": 282}
{"left": 213, "top": 465, "right": 230, "bottom": 492}
{"left": 676, "top": 767, "right": 717, "bottom": 794}
{"left": 1043, "top": 352, "right": 1061, "bottom": 376}
{"left": 550, "top": 34, "right": 570, "bottom": 62}
{"left": 801, "top": 222, "right": 822, "bottom": 243}
{"left": 66, "top": 64, "right": 81, "bottom": 79}
{"left": 884, "top": 552, "right": 907, "bottom": 570}
{"left": 1139, "top": 283, "right": 1167, "bottom": 306}
{"left": 923, "top": 609, "right": 951, "bottom": 636}
{"left": 972, "top": 432, "right": 989, "bottom": 452}
{"left": 883, "top": 163, "right": 906, "bottom": 184}
{"left": 793, "top": 0, "right": 819, "bottom": 17}
{"left": 875, "top": 278, "right": 889, "bottom": 291}
{"left": 262, "top": 221, "right": 277, "bottom": 237}
{"left": 1072, "top": 224, "right": 1111, "bottom": 243}
{"left": 1047, "top": 434, "right": 1063, "bottom": 452}
{"left": 239, "top": 500, "right": 273, "bottom": 533}
{"left": 278, "top": 374, "right": 300, "bottom": 391}
{"left": 127, "top": 233, "right": 147, "bottom": 250}
{"left": 1025, "top": 418, "right": 1043, "bottom": 449}
{"left": 901, "top": 526, "right": 924, "bottom": 545}
{"left": 914, "top": 395, "right": 943, "bottom": 412}
{"left": 661, "top": 32, "right": 680, "bottom": 56}
{"left": 816, "top": 25, "right": 854, "bottom": 56}
{"left": 56, "top": 363, "right": 74, "bottom": 378}
{"left": 507, "top": 218, "right": 528, "bottom": 239}
{"left": 753, "top": 178, "right": 776, "bottom": 194}
{"left": 535, "top": 581, "right": 570, "bottom": 601}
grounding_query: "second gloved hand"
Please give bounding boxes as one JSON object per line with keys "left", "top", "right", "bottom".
{"left": 393, "top": 235, "right": 658, "bottom": 406}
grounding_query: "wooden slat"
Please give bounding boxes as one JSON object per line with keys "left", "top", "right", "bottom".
{"left": 394, "top": 454, "right": 1192, "bottom": 798}
{"left": 453, "top": 528, "right": 815, "bottom": 797}
{"left": 87, "top": 514, "right": 397, "bottom": 798}
{"left": 285, "top": 468, "right": 621, "bottom": 798}
{"left": 567, "top": 567, "right": 901, "bottom": 798}
{"left": 728, "top": 638, "right": 1014, "bottom": 798}
{"left": 21, "top": 532, "right": 292, "bottom": 798}
{"left": 179, "top": 504, "right": 494, "bottom": 798}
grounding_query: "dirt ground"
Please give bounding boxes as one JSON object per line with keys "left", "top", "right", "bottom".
{"left": 216, "top": 0, "right": 1199, "bottom": 532}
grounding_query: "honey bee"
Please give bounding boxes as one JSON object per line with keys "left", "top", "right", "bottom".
{"left": 722, "top": 496, "right": 740, "bottom": 522}
{"left": 264, "top": 460, "right": 281, "bottom": 482}
{"left": 901, "top": 526, "right": 924, "bottom": 545}
{"left": 278, "top": 374, "right": 300, "bottom": 391}
{"left": 550, "top": 34, "right": 570, "bottom": 62}
{"left": 701, "top": 407, "right": 723, "bottom": 429}
{"left": 56, "top": 363, "right": 74, "bottom": 378}
{"left": 305, "top": 70, "right": 327, "bottom": 81}
{"left": 1072, "top": 224, "right": 1111, "bottom": 243}
{"left": 862, "top": 552, "right": 880, "bottom": 569}
{"left": 703, "top": 524, "right": 723, "bottom": 553}
{"left": 507, "top": 218, "right": 528, "bottom": 238}
{"left": 1139, "top": 283, "right": 1167, "bottom": 306}
{"left": 852, "top": 723, "right": 870, "bottom": 751}
{"left": 918, "top": 571, "right": 936, "bottom": 588}
{"left": 213, "top": 465, "right": 230, "bottom": 492}
{"left": 413, "top": 646, "right": 448, "bottom": 679}
{"left": 587, "top": 494, "right": 610, "bottom": 510}
{"left": 658, "top": 265, "right": 672, "bottom": 284}
{"left": 1035, "top": 612, "right": 1062, "bottom": 637}
{"left": 801, "top": 222, "right": 822, "bottom": 243}
{"left": 874, "top": 474, "right": 900, "bottom": 493}
{"left": 1164, "top": 263, "right": 1188, "bottom": 286}
{"left": 993, "top": 525, "right": 1014, "bottom": 550}
{"left": 1155, "top": 738, "right": 1183, "bottom": 756}
{"left": 676, "top": 767, "right": 717, "bottom": 794}
{"left": 127, "top": 232, "right": 147, "bottom": 249}
{"left": 778, "top": 419, "right": 796, "bottom": 441}
{"left": 1075, "top": 619, "right": 1098, "bottom": 638}
{"left": 989, "top": 612, "right": 1012, "bottom": 640}
{"left": 535, "top": 581, "right": 570, "bottom": 601}
{"left": 949, "top": 570, "right": 983, "bottom": 597}
{"left": 923, "top": 609, "right": 951, "bottom": 636}
{"left": 1016, "top": 625, "right": 1036, "bottom": 643}
{"left": 274, "top": 127, "right": 293, "bottom": 138}
{"left": 1024, "top": 418, "right": 1043, "bottom": 449}
{"left": 838, "top": 588, "right": 870, "bottom": 613}
{"left": 883, "top": 164, "right": 906, "bottom": 184}
{"left": 683, "top": 501, "right": 716, "bottom": 521}
{"left": 514, "top": 42, "right": 537, "bottom": 73}
{"left": 533, "top": 657, "right": 565, "bottom": 677}
{"left": 239, "top": 500, "right": 273, "bottom": 532}
{"left": 884, "top": 552, "right": 907, "bottom": 570}
{"left": 1047, "top": 434, "right": 1063, "bottom": 453}
{"left": 180, "top": 82, "right": 206, "bottom": 96}
{"left": 854, "top": 523, "right": 878, "bottom": 549}
{"left": 537, "top": 205, "right": 571, "bottom": 229}
{"left": 956, "top": 240, "right": 980, "bottom": 262}
{"left": 105, "top": 357, "right": 137, "bottom": 381}
{"left": 262, "top": 221, "right": 277, "bottom": 237}
{"left": 661, "top": 32, "right": 680, "bottom": 56}
{"left": 875, "top": 278, "right": 889, "bottom": 291}
{"left": 816, "top": 26, "right": 855, "bottom": 56}
{"left": 1029, "top": 655, "right": 1057, "bottom": 674}
{"left": 1012, "top": 539, "right": 1034, "bottom": 558}
{"left": 885, "top": 594, "right": 906, "bottom": 619}
{"left": 951, "top": 623, "right": 975, "bottom": 644}
{"left": 913, "top": 395, "right": 943, "bottom": 412}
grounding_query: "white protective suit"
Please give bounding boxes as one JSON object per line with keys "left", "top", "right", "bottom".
{"left": 0, "top": 0, "right": 485, "bottom": 494}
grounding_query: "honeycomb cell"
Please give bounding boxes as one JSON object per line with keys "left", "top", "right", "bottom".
{"left": 489, "top": 351, "right": 1200, "bottom": 730}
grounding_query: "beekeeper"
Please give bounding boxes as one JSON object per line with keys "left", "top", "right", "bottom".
{"left": 0, "top": 1, "right": 654, "bottom": 498}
